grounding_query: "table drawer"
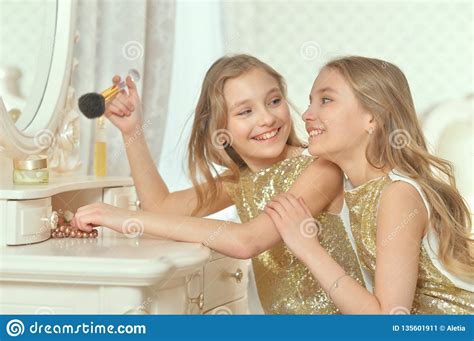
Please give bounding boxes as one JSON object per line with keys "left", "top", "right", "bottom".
{"left": 203, "top": 257, "right": 249, "bottom": 311}
{"left": 5, "top": 198, "right": 52, "bottom": 245}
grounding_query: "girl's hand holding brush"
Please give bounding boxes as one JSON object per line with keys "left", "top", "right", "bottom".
{"left": 105, "top": 75, "right": 143, "bottom": 136}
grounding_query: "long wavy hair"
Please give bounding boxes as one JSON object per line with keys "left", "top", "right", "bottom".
{"left": 325, "top": 56, "right": 473, "bottom": 281}
{"left": 187, "top": 54, "right": 304, "bottom": 216}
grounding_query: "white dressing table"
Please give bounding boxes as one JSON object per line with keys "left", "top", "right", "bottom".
{"left": 0, "top": 176, "right": 249, "bottom": 314}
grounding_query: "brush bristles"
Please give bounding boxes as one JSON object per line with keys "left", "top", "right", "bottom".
{"left": 78, "top": 93, "right": 106, "bottom": 119}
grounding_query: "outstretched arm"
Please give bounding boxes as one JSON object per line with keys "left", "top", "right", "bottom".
{"left": 73, "top": 158, "right": 344, "bottom": 259}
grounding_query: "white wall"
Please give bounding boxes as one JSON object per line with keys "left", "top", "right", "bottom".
{"left": 221, "top": 0, "right": 473, "bottom": 131}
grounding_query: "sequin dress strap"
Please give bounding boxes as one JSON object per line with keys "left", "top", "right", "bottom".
{"left": 341, "top": 176, "right": 373, "bottom": 292}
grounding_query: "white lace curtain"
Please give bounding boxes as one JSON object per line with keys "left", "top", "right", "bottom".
{"left": 74, "top": 0, "right": 176, "bottom": 176}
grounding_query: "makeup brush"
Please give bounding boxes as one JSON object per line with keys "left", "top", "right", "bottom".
{"left": 78, "top": 69, "right": 140, "bottom": 119}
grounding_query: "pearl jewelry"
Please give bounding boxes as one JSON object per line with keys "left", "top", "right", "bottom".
{"left": 50, "top": 211, "right": 99, "bottom": 239}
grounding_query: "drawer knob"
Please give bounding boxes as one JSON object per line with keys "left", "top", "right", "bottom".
{"left": 130, "top": 199, "right": 141, "bottom": 210}
{"left": 189, "top": 292, "right": 204, "bottom": 310}
{"left": 41, "top": 211, "right": 59, "bottom": 230}
{"left": 231, "top": 268, "right": 243, "bottom": 283}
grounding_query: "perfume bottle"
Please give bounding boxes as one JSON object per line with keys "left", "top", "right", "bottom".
{"left": 94, "top": 116, "right": 107, "bottom": 176}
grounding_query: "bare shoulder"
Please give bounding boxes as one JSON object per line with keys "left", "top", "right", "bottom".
{"left": 378, "top": 180, "right": 428, "bottom": 237}
{"left": 380, "top": 180, "right": 427, "bottom": 211}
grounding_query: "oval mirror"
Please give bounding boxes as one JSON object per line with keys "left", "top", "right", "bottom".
{"left": 0, "top": 0, "right": 76, "bottom": 159}
{"left": 0, "top": 0, "right": 57, "bottom": 130}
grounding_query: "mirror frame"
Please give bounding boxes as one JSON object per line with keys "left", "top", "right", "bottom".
{"left": 0, "top": 0, "right": 76, "bottom": 159}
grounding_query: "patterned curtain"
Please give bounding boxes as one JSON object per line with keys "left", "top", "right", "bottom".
{"left": 74, "top": 0, "right": 176, "bottom": 176}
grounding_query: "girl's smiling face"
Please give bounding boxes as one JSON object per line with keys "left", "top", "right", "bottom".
{"left": 302, "top": 67, "right": 374, "bottom": 161}
{"left": 224, "top": 68, "right": 292, "bottom": 169}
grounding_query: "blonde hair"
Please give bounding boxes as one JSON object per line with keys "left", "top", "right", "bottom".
{"left": 325, "top": 56, "right": 473, "bottom": 281}
{"left": 188, "top": 54, "right": 303, "bottom": 216}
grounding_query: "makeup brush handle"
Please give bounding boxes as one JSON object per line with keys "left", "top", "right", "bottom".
{"left": 101, "top": 81, "right": 126, "bottom": 102}
{"left": 99, "top": 69, "right": 140, "bottom": 103}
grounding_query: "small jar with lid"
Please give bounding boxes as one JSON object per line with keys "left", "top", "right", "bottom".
{"left": 13, "top": 156, "right": 49, "bottom": 185}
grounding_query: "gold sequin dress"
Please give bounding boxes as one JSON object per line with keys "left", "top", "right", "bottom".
{"left": 225, "top": 150, "right": 365, "bottom": 314}
{"left": 344, "top": 170, "right": 474, "bottom": 314}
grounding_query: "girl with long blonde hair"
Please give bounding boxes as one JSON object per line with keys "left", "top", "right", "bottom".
{"left": 265, "top": 56, "right": 473, "bottom": 314}
{"left": 73, "top": 54, "right": 366, "bottom": 314}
